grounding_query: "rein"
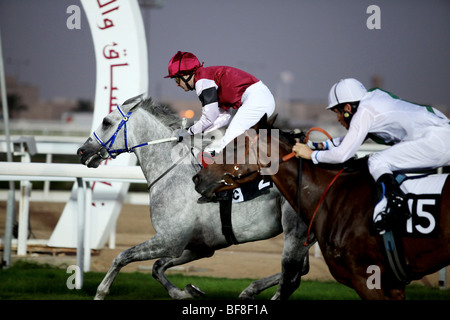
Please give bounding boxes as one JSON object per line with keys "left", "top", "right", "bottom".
{"left": 93, "top": 104, "right": 184, "bottom": 189}
{"left": 93, "top": 105, "right": 177, "bottom": 159}
{"left": 279, "top": 127, "right": 342, "bottom": 246}
{"left": 280, "top": 126, "right": 336, "bottom": 163}
{"left": 218, "top": 132, "right": 260, "bottom": 186}
{"left": 243, "top": 126, "right": 342, "bottom": 247}
{"left": 304, "top": 167, "right": 344, "bottom": 246}
{"left": 218, "top": 125, "right": 344, "bottom": 246}
{"left": 221, "top": 126, "right": 336, "bottom": 184}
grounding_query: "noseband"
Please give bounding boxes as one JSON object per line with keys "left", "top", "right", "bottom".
{"left": 93, "top": 105, "right": 134, "bottom": 159}
{"left": 218, "top": 168, "right": 261, "bottom": 186}
{"left": 93, "top": 105, "right": 178, "bottom": 159}
{"left": 217, "top": 132, "right": 262, "bottom": 186}
{"left": 217, "top": 127, "right": 334, "bottom": 186}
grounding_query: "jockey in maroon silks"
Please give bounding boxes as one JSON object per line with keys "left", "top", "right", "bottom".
{"left": 164, "top": 51, "right": 275, "bottom": 167}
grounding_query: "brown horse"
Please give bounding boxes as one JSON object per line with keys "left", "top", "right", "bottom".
{"left": 193, "top": 115, "right": 450, "bottom": 299}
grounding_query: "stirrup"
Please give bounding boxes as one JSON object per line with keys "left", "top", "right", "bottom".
{"left": 373, "top": 212, "right": 392, "bottom": 234}
{"left": 197, "top": 195, "right": 216, "bottom": 204}
{"left": 391, "top": 195, "right": 411, "bottom": 219}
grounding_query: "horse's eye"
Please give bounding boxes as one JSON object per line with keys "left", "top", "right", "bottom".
{"left": 102, "top": 118, "right": 112, "bottom": 129}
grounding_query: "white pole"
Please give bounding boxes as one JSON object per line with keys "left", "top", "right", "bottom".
{"left": 76, "top": 178, "right": 85, "bottom": 289}
{"left": 43, "top": 153, "right": 52, "bottom": 198}
{"left": 0, "top": 27, "right": 16, "bottom": 268}
{"left": 17, "top": 152, "right": 32, "bottom": 256}
{"left": 109, "top": 220, "right": 116, "bottom": 249}
{"left": 438, "top": 268, "right": 447, "bottom": 289}
{"left": 17, "top": 181, "right": 31, "bottom": 256}
{"left": 83, "top": 181, "right": 91, "bottom": 272}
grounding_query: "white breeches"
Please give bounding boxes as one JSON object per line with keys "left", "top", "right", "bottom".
{"left": 368, "top": 125, "right": 450, "bottom": 181}
{"left": 219, "top": 81, "right": 275, "bottom": 151}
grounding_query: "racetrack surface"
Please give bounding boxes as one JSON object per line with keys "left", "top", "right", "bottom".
{"left": 1, "top": 202, "right": 448, "bottom": 287}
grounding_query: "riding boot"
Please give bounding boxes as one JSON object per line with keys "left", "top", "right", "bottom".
{"left": 197, "top": 195, "right": 216, "bottom": 204}
{"left": 372, "top": 173, "right": 410, "bottom": 234}
{"left": 197, "top": 151, "right": 217, "bottom": 203}
{"left": 197, "top": 189, "right": 229, "bottom": 204}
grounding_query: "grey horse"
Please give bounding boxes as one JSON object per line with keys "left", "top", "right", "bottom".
{"left": 77, "top": 95, "right": 313, "bottom": 300}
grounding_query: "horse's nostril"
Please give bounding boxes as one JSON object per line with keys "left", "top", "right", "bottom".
{"left": 192, "top": 174, "right": 200, "bottom": 186}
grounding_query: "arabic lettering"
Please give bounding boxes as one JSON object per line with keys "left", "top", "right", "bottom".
{"left": 109, "top": 63, "right": 129, "bottom": 112}
{"left": 103, "top": 42, "right": 119, "bottom": 59}
{"left": 97, "top": 0, "right": 119, "bottom": 30}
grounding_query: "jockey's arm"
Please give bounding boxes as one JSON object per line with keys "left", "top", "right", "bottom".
{"left": 188, "top": 80, "right": 220, "bottom": 135}
{"left": 310, "top": 109, "right": 373, "bottom": 164}
{"left": 308, "top": 136, "right": 344, "bottom": 150}
{"left": 188, "top": 101, "right": 220, "bottom": 135}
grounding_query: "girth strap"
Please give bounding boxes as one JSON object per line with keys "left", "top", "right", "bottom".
{"left": 382, "top": 231, "right": 411, "bottom": 284}
{"left": 219, "top": 191, "right": 239, "bottom": 245}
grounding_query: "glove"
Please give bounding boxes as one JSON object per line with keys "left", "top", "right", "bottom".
{"left": 176, "top": 128, "right": 190, "bottom": 142}
{"left": 307, "top": 140, "right": 320, "bottom": 150}
{"left": 292, "top": 143, "right": 313, "bottom": 160}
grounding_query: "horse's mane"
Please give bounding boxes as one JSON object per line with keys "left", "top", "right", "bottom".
{"left": 139, "top": 98, "right": 181, "bottom": 129}
{"left": 259, "top": 118, "right": 370, "bottom": 174}
{"left": 279, "top": 129, "right": 306, "bottom": 146}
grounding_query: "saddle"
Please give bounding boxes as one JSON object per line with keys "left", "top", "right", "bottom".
{"left": 214, "top": 177, "right": 273, "bottom": 245}
{"left": 190, "top": 133, "right": 274, "bottom": 245}
{"left": 316, "top": 154, "right": 446, "bottom": 283}
{"left": 378, "top": 171, "right": 447, "bottom": 283}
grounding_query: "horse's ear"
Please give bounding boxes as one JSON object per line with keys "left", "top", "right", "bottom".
{"left": 267, "top": 113, "right": 278, "bottom": 127}
{"left": 122, "top": 93, "right": 144, "bottom": 105}
{"left": 122, "top": 93, "right": 144, "bottom": 111}
{"left": 252, "top": 113, "right": 268, "bottom": 132}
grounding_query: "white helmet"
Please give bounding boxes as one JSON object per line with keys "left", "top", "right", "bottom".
{"left": 326, "top": 78, "right": 367, "bottom": 110}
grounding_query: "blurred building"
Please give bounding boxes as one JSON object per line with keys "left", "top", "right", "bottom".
{"left": 2, "top": 74, "right": 448, "bottom": 138}
{"left": 2, "top": 75, "right": 84, "bottom": 121}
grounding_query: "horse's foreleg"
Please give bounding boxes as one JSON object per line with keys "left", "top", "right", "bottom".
{"left": 152, "top": 249, "right": 214, "bottom": 300}
{"left": 349, "top": 270, "right": 406, "bottom": 300}
{"left": 273, "top": 251, "right": 309, "bottom": 300}
{"left": 239, "top": 273, "right": 280, "bottom": 299}
{"left": 94, "top": 236, "right": 176, "bottom": 300}
{"left": 271, "top": 202, "right": 313, "bottom": 300}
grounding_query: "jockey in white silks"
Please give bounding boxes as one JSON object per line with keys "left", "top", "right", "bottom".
{"left": 292, "top": 78, "right": 450, "bottom": 234}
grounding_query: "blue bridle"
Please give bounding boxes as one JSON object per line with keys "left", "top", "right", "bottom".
{"left": 93, "top": 105, "right": 157, "bottom": 159}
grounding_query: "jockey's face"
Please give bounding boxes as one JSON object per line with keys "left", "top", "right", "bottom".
{"left": 333, "top": 103, "right": 352, "bottom": 130}
{"left": 177, "top": 75, "right": 194, "bottom": 92}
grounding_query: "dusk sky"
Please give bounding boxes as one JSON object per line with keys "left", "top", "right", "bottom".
{"left": 0, "top": 0, "right": 449, "bottom": 108}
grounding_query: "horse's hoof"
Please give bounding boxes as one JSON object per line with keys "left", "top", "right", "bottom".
{"left": 238, "top": 291, "right": 255, "bottom": 300}
{"left": 94, "top": 294, "right": 105, "bottom": 300}
{"left": 185, "top": 284, "right": 205, "bottom": 298}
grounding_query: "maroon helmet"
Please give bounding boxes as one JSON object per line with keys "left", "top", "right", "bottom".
{"left": 164, "top": 51, "right": 203, "bottom": 78}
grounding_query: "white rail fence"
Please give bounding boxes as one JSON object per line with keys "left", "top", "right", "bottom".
{"left": 0, "top": 137, "right": 447, "bottom": 289}
{"left": 0, "top": 162, "right": 146, "bottom": 289}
